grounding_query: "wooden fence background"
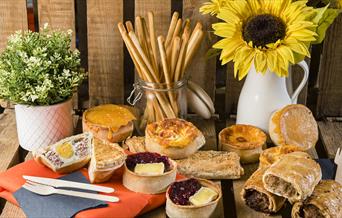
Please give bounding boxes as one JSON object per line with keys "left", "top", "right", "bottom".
{"left": 0, "top": 0, "right": 341, "bottom": 120}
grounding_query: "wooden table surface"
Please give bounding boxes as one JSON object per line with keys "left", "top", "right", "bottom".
{"left": 0, "top": 109, "right": 340, "bottom": 218}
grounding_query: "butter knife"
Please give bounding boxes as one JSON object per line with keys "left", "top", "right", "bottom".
{"left": 23, "top": 175, "right": 114, "bottom": 193}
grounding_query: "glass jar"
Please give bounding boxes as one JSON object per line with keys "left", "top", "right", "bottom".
{"left": 127, "top": 78, "right": 188, "bottom": 134}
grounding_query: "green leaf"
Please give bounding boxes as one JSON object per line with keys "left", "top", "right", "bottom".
{"left": 312, "top": 5, "right": 340, "bottom": 44}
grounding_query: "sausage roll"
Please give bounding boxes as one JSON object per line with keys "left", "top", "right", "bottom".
{"left": 292, "top": 180, "right": 342, "bottom": 218}
{"left": 241, "top": 167, "right": 286, "bottom": 213}
{"left": 263, "top": 152, "right": 321, "bottom": 203}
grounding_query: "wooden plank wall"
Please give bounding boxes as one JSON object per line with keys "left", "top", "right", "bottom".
{"left": 0, "top": 1, "right": 341, "bottom": 118}
{"left": 0, "top": 0, "right": 27, "bottom": 52}
{"left": 316, "top": 14, "right": 342, "bottom": 118}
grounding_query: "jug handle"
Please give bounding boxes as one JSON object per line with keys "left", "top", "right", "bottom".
{"left": 291, "top": 60, "right": 309, "bottom": 104}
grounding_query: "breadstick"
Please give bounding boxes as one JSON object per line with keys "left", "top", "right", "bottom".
{"left": 170, "top": 37, "right": 181, "bottom": 79}
{"left": 147, "top": 11, "right": 159, "bottom": 77}
{"left": 165, "top": 12, "right": 179, "bottom": 48}
{"left": 174, "top": 31, "right": 190, "bottom": 82}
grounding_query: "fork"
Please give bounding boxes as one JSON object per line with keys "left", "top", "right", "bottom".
{"left": 23, "top": 181, "right": 119, "bottom": 203}
{"left": 334, "top": 147, "right": 342, "bottom": 184}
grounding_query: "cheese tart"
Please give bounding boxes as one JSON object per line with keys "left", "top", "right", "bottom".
{"left": 88, "top": 138, "right": 126, "bottom": 183}
{"left": 259, "top": 145, "right": 305, "bottom": 168}
{"left": 33, "top": 133, "right": 93, "bottom": 174}
{"left": 292, "top": 180, "right": 342, "bottom": 218}
{"left": 263, "top": 152, "right": 321, "bottom": 203}
{"left": 83, "top": 104, "right": 136, "bottom": 143}
{"left": 145, "top": 118, "right": 205, "bottom": 159}
{"left": 219, "top": 124, "right": 266, "bottom": 163}
{"left": 122, "top": 152, "right": 177, "bottom": 194}
{"left": 269, "top": 104, "right": 318, "bottom": 150}
{"left": 166, "top": 178, "right": 222, "bottom": 218}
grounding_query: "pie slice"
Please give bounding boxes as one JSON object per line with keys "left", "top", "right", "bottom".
{"left": 33, "top": 132, "right": 93, "bottom": 174}
{"left": 88, "top": 138, "right": 126, "bottom": 183}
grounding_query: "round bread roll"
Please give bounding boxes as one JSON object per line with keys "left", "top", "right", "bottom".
{"left": 83, "top": 104, "right": 136, "bottom": 143}
{"left": 145, "top": 118, "right": 205, "bottom": 159}
{"left": 269, "top": 104, "right": 318, "bottom": 150}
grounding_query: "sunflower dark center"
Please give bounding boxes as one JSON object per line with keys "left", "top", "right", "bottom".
{"left": 242, "top": 14, "right": 286, "bottom": 48}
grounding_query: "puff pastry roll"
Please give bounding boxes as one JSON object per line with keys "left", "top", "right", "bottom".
{"left": 263, "top": 152, "right": 321, "bottom": 203}
{"left": 241, "top": 167, "right": 286, "bottom": 213}
{"left": 292, "top": 180, "right": 342, "bottom": 218}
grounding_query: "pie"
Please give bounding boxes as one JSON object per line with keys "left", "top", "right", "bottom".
{"left": 83, "top": 104, "right": 136, "bottom": 143}
{"left": 123, "top": 136, "right": 146, "bottom": 153}
{"left": 241, "top": 167, "right": 286, "bottom": 213}
{"left": 175, "top": 150, "right": 244, "bottom": 179}
{"left": 292, "top": 180, "right": 342, "bottom": 218}
{"left": 259, "top": 145, "right": 305, "bottom": 168}
{"left": 166, "top": 178, "right": 222, "bottom": 218}
{"left": 269, "top": 104, "right": 318, "bottom": 150}
{"left": 219, "top": 124, "right": 266, "bottom": 163}
{"left": 33, "top": 132, "right": 93, "bottom": 174}
{"left": 88, "top": 138, "right": 126, "bottom": 183}
{"left": 145, "top": 118, "right": 205, "bottom": 159}
{"left": 262, "top": 152, "right": 321, "bottom": 203}
{"left": 122, "top": 152, "right": 177, "bottom": 194}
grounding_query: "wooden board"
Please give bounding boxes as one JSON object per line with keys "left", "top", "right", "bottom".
{"left": 87, "top": 0, "right": 124, "bottom": 106}
{"left": 135, "top": 0, "right": 171, "bottom": 38}
{"left": 183, "top": 0, "right": 217, "bottom": 100}
{"left": 0, "top": 110, "right": 20, "bottom": 172}
{"left": 316, "top": 14, "right": 342, "bottom": 117}
{"left": 0, "top": 0, "right": 27, "bottom": 52}
{"left": 318, "top": 121, "right": 342, "bottom": 159}
{"left": 225, "top": 63, "right": 244, "bottom": 116}
{"left": 0, "top": 203, "right": 25, "bottom": 218}
{"left": 37, "top": 0, "right": 76, "bottom": 48}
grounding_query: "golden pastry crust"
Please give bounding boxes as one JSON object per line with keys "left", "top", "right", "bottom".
{"left": 146, "top": 118, "right": 201, "bottom": 148}
{"left": 241, "top": 167, "right": 286, "bottom": 213}
{"left": 263, "top": 152, "right": 322, "bottom": 203}
{"left": 83, "top": 104, "right": 136, "bottom": 143}
{"left": 269, "top": 104, "right": 318, "bottom": 150}
{"left": 219, "top": 125, "right": 266, "bottom": 150}
{"left": 292, "top": 180, "right": 342, "bottom": 218}
{"left": 176, "top": 150, "right": 244, "bottom": 179}
{"left": 88, "top": 138, "right": 126, "bottom": 183}
{"left": 259, "top": 145, "right": 305, "bottom": 168}
{"left": 123, "top": 136, "right": 146, "bottom": 153}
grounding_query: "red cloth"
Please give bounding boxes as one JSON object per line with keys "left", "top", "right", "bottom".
{"left": 0, "top": 160, "right": 181, "bottom": 218}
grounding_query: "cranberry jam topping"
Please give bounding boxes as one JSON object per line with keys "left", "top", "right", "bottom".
{"left": 126, "top": 152, "right": 171, "bottom": 172}
{"left": 44, "top": 150, "right": 64, "bottom": 167}
{"left": 168, "top": 178, "right": 202, "bottom": 205}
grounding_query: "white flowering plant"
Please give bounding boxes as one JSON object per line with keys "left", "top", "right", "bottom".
{"left": 0, "top": 24, "right": 85, "bottom": 106}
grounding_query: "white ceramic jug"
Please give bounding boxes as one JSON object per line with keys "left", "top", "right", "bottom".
{"left": 236, "top": 60, "right": 309, "bottom": 133}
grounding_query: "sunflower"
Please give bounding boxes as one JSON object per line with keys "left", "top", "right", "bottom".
{"left": 202, "top": 0, "right": 318, "bottom": 80}
{"left": 200, "top": 0, "right": 229, "bottom": 15}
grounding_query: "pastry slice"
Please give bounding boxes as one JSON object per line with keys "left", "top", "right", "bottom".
{"left": 33, "top": 132, "right": 93, "bottom": 174}
{"left": 124, "top": 136, "right": 146, "bottom": 153}
{"left": 263, "top": 152, "right": 322, "bottom": 203}
{"left": 269, "top": 104, "right": 318, "bottom": 150}
{"left": 176, "top": 150, "right": 244, "bottom": 179}
{"left": 241, "top": 167, "right": 286, "bottom": 213}
{"left": 292, "top": 180, "right": 342, "bottom": 218}
{"left": 88, "top": 138, "right": 126, "bottom": 183}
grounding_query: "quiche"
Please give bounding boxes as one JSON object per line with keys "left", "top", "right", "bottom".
{"left": 83, "top": 104, "right": 136, "bottom": 143}
{"left": 145, "top": 118, "right": 205, "bottom": 159}
{"left": 269, "top": 104, "right": 318, "bottom": 150}
{"left": 219, "top": 124, "right": 266, "bottom": 163}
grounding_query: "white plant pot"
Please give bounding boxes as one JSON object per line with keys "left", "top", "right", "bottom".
{"left": 14, "top": 99, "right": 74, "bottom": 151}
